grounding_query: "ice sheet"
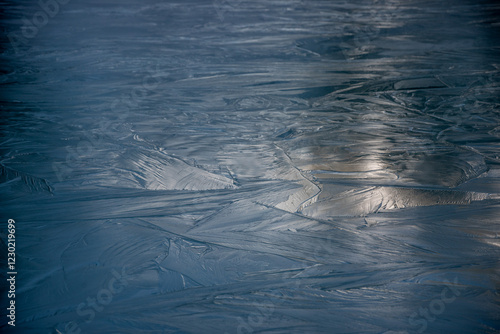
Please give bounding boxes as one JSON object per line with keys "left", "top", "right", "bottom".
{"left": 1, "top": 0, "right": 499, "bottom": 333}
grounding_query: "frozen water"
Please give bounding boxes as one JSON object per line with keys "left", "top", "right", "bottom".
{"left": 1, "top": 0, "right": 499, "bottom": 333}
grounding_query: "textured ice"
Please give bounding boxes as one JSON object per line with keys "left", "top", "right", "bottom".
{"left": 96, "top": 149, "right": 237, "bottom": 191}
{"left": 0, "top": 165, "right": 52, "bottom": 194}
{"left": 1, "top": 0, "right": 500, "bottom": 334}
{"left": 301, "top": 185, "right": 492, "bottom": 218}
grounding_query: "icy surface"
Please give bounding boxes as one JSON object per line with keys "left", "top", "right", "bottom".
{"left": 1, "top": 0, "right": 500, "bottom": 333}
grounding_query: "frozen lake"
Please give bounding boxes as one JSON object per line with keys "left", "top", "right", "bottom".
{"left": 1, "top": 0, "right": 499, "bottom": 333}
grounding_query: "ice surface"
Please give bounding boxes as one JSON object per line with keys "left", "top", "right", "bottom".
{"left": 1, "top": 0, "right": 500, "bottom": 333}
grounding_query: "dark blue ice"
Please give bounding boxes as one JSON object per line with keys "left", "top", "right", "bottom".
{"left": 1, "top": 0, "right": 499, "bottom": 333}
